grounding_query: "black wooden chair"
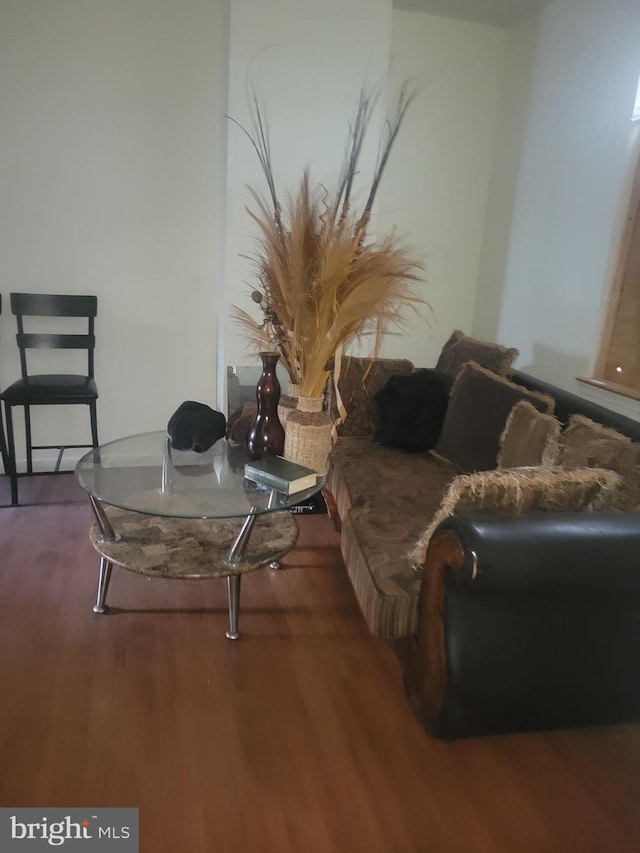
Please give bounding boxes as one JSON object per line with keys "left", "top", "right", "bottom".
{"left": 0, "top": 293, "right": 99, "bottom": 505}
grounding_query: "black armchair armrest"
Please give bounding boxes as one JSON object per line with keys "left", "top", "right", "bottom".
{"left": 405, "top": 512, "right": 640, "bottom": 739}
{"left": 438, "top": 512, "right": 640, "bottom": 596}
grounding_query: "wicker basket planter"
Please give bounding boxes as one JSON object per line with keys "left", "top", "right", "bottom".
{"left": 284, "top": 395, "right": 332, "bottom": 474}
{"left": 278, "top": 383, "right": 301, "bottom": 431}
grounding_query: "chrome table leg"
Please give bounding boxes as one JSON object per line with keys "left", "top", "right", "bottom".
{"left": 88, "top": 494, "right": 119, "bottom": 543}
{"left": 87, "top": 495, "right": 118, "bottom": 615}
{"left": 161, "top": 434, "right": 173, "bottom": 494}
{"left": 225, "top": 574, "right": 241, "bottom": 640}
{"left": 267, "top": 490, "right": 282, "bottom": 569}
{"left": 222, "top": 508, "right": 260, "bottom": 640}
{"left": 226, "top": 509, "right": 258, "bottom": 566}
{"left": 93, "top": 555, "right": 113, "bottom": 614}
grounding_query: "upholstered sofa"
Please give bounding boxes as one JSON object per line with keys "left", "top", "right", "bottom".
{"left": 327, "top": 332, "right": 640, "bottom": 737}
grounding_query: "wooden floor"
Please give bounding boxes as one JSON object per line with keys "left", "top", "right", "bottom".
{"left": 1, "top": 474, "right": 640, "bottom": 852}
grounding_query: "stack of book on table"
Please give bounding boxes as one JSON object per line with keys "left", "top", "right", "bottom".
{"left": 244, "top": 456, "right": 318, "bottom": 496}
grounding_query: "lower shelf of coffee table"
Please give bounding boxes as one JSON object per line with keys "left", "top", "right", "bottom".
{"left": 89, "top": 506, "right": 299, "bottom": 579}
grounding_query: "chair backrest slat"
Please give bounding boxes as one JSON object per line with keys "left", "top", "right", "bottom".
{"left": 17, "top": 333, "right": 95, "bottom": 350}
{"left": 10, "top": 292, "right": 98, "bottom": 379}
{"left": 11, "top": 293, "right": 97, "bottom": 318}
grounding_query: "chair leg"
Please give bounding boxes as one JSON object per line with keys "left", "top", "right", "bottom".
{"left": 4, "top": 404, "right": 18, "bottom": 506}
{"left": 89, "top": 401, "right": 99, "bottom": 447}
{"left": 0, "top": 405, "right": 13, "bottom": 505}
{"left": 0, "top": 407, "right": 9, "bottom": 474}
{"left": 24, "top": 405, "right": 33, "bottom": 474}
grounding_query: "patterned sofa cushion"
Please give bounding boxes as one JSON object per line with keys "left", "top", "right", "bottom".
{"left": 341, "top": 509, "right": 427, "bottom": 640}
{"left": 328, "top": 437, "right": 458, "bottom": 639}
{"left": 328, "top": 437, "right": 459, "bottom": 517}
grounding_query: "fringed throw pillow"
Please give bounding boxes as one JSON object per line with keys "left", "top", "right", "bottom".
{"left": 560, "top": 414, "right": 640, "bottom": 510}
{"left": 434, "top": 329, "right": 519, "bottom": 391}
{"left": 408, "top": 466, "right": 622, "bottom": 571}
{"left": 497, "top": 401, "right": 562, "bottom": 469}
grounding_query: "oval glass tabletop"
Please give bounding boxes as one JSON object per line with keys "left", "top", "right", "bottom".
{"left": 75, "top": 430, "right": 325, "bottom": 519}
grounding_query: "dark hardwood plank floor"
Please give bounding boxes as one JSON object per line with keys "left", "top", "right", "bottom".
{"left": 1, "top": 473, "right": 640, "bottom": 852}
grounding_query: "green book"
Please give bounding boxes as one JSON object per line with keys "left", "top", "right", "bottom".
{"left": 244, "top": 456, "right": 318, "bottom": 495}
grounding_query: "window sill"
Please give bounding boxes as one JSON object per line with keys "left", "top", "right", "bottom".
{"left": 576, "top": 376, "right": 640, "bottom": 403}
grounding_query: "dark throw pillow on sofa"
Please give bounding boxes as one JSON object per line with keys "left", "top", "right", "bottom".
{"left": 373, "top": 369, "right": 449, "bottom": 452}
{"left": 434, "top": 362, "right": 555, "bottom": 471}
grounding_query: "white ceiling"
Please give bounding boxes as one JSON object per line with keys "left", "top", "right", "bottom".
{"left": 393, "top": 0, "right": 550, "bottom": 27}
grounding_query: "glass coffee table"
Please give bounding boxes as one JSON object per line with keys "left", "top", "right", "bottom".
{"left": 75, "top": 431, "right": 325, "bottom": 639}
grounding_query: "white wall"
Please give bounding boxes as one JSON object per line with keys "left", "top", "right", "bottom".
{"left": 475, "top": 0, "right": 640, "bottom": 418}
{"left": 472, "top": 9, "right": 541, "bottom": 345}
{"left": 0, "top": 0, "right": 225, "bottom": 470}
{"left": 376, "top": 10, "right": 506, "bottom": 367}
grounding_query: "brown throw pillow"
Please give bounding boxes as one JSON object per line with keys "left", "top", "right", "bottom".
{"left": 434, "top": 362, "right": 555, "bottom": 472}
{"left": 497, "top": 401, "right": 562, "bottom": 469}
{"left": 560, "top": 414, "right": 640, "bottom": 510}
{"left": 408, "top": 466, "right": 622, "bottom": 570}
{"left": 226, "top": 403, "right": 257, "bottom": 445}
{"left": 334, "top": 356, "right": 414, "bottom": 437}
{"left": 560, "top": 414, "right": 631, "bottom": 460}
{"left": 435, "top": 329, "right": 519, "bottom": 390}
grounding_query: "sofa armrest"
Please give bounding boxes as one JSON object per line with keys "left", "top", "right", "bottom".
{"left": 406, "top": 511, "right": 640, "bottom": 738}
{"left": 435, "top": 511, "right": 640, "bottom": 595}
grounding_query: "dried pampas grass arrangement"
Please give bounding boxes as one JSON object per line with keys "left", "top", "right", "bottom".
{"left": 229, "top": 86, "right": 426, "bottom": 398}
